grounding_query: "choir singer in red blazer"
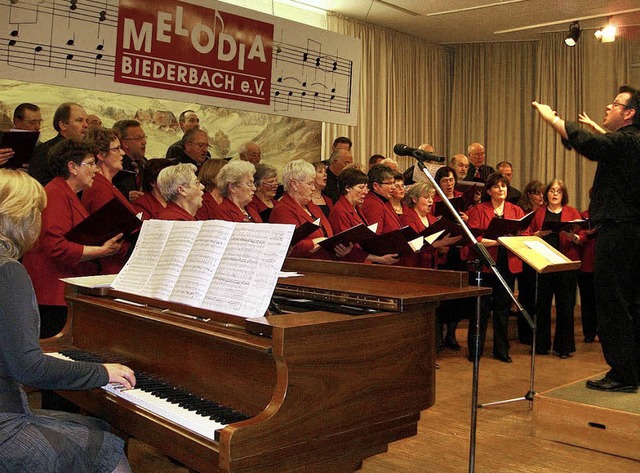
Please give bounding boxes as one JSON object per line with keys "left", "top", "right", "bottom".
{"left": 328, "top": 167, "right": 398, "bottom": 264}
{"left": 246, "top": 163, "right": 278, "bottom": 222}
{"left": 195, "top": 158, "right": 227, "bottom": 220}
{"left": 22, "top": 140, "right": 124, "bottom": 338}
{"left": 522, "top": 179, "right": 585, "bottom": 358}
{"left": 271, "top": 159, "right": 352, "bottom": 260}
{"left": 401, "top": 181, "right": 461, "bottom": 269}
{"left": 82, "top": 127, "right": 137, "bottom": 274}
{"left": 465, "top": 172, "right": 524, "bottom": 363}
{"left": 155, "top": 163, "right": 204, "bottom": 221}
{"left": 132, "top": 158, "right": 172, "bottom": 220}
{"left": 213, "top": 160, "right": 262, "bottom": 223}
{"left": 360, "top": 164, "right": 403, "bottom": 234}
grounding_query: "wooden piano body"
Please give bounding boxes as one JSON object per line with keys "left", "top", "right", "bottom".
{"left": 43, "top": 259, "right": 489, "bottom": 472}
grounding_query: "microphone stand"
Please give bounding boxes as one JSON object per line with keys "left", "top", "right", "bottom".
{"left": 413, "top": 158, "right": 535, "bottom": 473}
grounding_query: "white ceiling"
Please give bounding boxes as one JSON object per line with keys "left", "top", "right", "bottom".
{"left": 288, "top": 0, "right": 640, "bottom": 44}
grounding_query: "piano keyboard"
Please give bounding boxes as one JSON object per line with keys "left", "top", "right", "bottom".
{"left": 47, "top": 350, "right": 251, "bottom": 442}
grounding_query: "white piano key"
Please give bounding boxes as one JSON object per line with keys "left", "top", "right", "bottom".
{"left": 46, "top": 352, "right": 226, "bottom": 441}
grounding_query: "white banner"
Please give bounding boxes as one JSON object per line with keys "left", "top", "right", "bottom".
{"left": 0, "top": 0, "right": 361, "bottom": 126}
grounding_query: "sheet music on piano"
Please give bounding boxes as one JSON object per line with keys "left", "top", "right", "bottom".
{"left": 111, "top": 219, "right": 294, "bottom": 318}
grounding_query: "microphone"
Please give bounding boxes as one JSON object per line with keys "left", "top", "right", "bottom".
{"left": 393, "top": 144, "right": 445, "bottom": 163}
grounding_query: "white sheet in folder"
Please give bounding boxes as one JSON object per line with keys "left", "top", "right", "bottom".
{"left": 524, "top": 240, "right": 566, "bottom": 264}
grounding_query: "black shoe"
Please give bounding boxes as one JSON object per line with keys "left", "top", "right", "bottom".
{"left": 586, "top": 377, "right": 638, "bottom": 393}
{"left": 494, "top": 354, "right": 512, "bottom": 363}
{"left": 584, "top": 336, "right": 595, "bottom": 343}
{"left": 535, "top": 349, "right": 550, "bottom": 355}
{"left": 445, "top": 339, "right": 461, "bottom": 351}
{"left": 558, "top": 353, "right": 571, "bottom": 359}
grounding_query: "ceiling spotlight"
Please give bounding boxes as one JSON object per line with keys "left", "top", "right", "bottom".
{"left": 595, "top": 24, "right": 617, "bottom": 43}
{"left": 564, "top": 22, "right": 581, "bottom": 47}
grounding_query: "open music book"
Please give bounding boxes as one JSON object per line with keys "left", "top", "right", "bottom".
{"left": 359, "top": 226, "right": 424, "bottom": 256}
{"left": 541, "top": 218, "right": 590, "bottom": 233}
{"left": 110, "top": 219, "right": 294, "bottom": 318}
{"left": 317, "top": 223, "right": 378, "bottom": 252}
{"left": 478, "top": 211, "right": 535, "bottom": 240}
{"left": 291, "top": 217, "right": 321, "bottom": 246}
{"left": 65, "top": 197, "right": 142, "bottom": 245}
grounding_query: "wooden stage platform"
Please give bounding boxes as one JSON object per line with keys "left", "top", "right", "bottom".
{"left": 534, "top": 373, "right": 640, "bottom": 461}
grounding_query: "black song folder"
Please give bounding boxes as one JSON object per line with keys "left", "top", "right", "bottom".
{"left": 65, "top": 198, "right": 142, "bottom": 246}
{"left": 0, "top": 130, "right": 39, "bottom": 168}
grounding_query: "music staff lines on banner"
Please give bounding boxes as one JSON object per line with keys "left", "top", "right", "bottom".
{"left": 274, "top": 40, "right": 352, "bottom": 76}
{"left": 272, "top": 79, "right": 350, "bottom": 113}
{"left": 271, "top": 34, "right": 354, "bottom": 115}
{"left": 8, "top": 0, "right": 119, "bottom": 30}
{"left": 2, "top": 36, "right": 115, "bottom": 76}
{"left": 0, "top": 0, "right": 361, "bottom": 126}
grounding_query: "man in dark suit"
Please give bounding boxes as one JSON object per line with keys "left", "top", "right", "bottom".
{"left": 464, "top": 142, "right": 495, "bottom": 182}
{"left": 533, "top": 85, "right": 640, "bottom": 393}
{"left": 113, "top": 119, "right": 148, "bottom": 202}
{"left": 29, "top": 102, "right": 88, "bottom": 185}
{"left": 175, "top": 128, "right": 210, "bottom": 170}
{"left": 166, "top": 110, "right": 207, "bottom": 160}
{"left": 496, "top": 161, "right": 522, "bottom": 204}
{"left": 323, "top": 148, "right": 353, "bottom": 204}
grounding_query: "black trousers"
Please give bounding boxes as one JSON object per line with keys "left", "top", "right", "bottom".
{"left": 467, "top": 258, "right": 516, "bottom": 359}
{"left": 595, "top": 223, "right": 640, "bottom": 385}
{"left": 577, "top": 271, "right": 598, "bottom": 340}
{"left": 516, "top": 263, "right": 536, "bottom": 344}
{"left": 535, "top": 271, "right": 577, "bottom": 355}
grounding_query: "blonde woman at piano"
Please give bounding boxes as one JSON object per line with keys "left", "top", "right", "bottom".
{"left": 0, "top": 169, "right": 135, "bottom": 472}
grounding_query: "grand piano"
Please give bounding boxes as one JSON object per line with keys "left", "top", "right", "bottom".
{"left": 42, "top": 258, "right": 489, "bottom": 472}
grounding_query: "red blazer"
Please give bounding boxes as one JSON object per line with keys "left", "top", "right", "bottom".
{"left": 523, "top": 205, "right": 584, "bottom": 262}
{"left": 360, "top": 192, "right": 402, "bottom": 235}
{"left": 465, "top": 201, "right": 524, "bottom": 274}
{"left": 245, "top": 194, "right": 274, "bottom": 222}
{"left": 270, "top": 192, "right": 334, "bottom": 260}
{"left": 156, "top": 202, "right": 196, "bottom": 221}
{"left": 328, "top": 195, "right": 369, "bottom": 263}
{"left": 195, "top": 192, "right": 219, "bottom": 221}
{"left": 23, "top": 177, "right": 98, "bottom": 306}
{"left": 132, "top": 192, "right": 166, "bottom": 220}
{"left": 578, "top": 209, "right": 595, "bottom": 273}
{"left": 399, "top": 208, "right": 439, "bottom": 268}
{"left": 81, "top": 173, "right": 135, "bottom": 274}
{"left": 213, "top": 198, "right": 263, "bottom": 223}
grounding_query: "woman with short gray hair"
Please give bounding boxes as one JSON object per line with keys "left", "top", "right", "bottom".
{"left": 213, "top": 160, "right": 262, "bottom": 222}
{"left": 156, "top": 163, "right": 204, "bottom": 220}
{"left": 271, "top": 159, "right": 352, "bottom": 259}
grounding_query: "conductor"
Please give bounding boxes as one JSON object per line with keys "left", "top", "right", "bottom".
{"left": 532, "top": 85, "right": 640, "bottom": 393}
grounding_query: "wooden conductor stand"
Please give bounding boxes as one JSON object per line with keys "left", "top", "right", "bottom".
{"left": 478, "top": 236, "right": 581, "bottom": 409}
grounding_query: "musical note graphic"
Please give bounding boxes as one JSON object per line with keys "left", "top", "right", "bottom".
{"left": 272, "top": 35, "right": 354, "bottom": 115}
{"left": 2, "top": 0, "right": 118, "bottom": 77}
